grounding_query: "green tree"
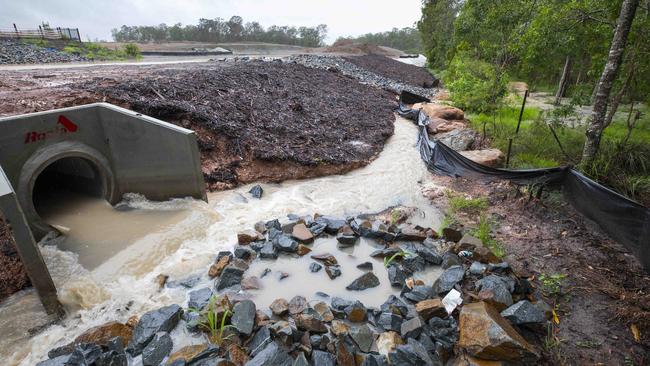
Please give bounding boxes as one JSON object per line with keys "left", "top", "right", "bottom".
{"left": 417, "top": 0, "right": 461, "bottom": 69}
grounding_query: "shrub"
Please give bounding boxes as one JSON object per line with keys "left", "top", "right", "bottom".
{"left": 123, "top": 43, "right": 141, "bottom": 58}
{"left": 444, "top": 53, "right": 508, "bottom": 113}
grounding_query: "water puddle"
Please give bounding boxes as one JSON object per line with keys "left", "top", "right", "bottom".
{"left": 0, "top": 117, "right": 444, "bottom": 365}
{"left": 246, "top": 236, "right": 442, "bottom": 309}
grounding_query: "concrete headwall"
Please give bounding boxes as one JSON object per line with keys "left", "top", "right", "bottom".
{"left": 0, "top": 102, "right": 206, "bottom": 238}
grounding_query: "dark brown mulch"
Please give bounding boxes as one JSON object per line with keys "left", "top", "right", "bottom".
{"left": 83, "top": 60, "right": 396, "bottom": 167}
{"left": 344, "top": 54, "right": 438, "bottom": 89}
{"left": 0, "top": 219, "right": 31, "bottom": 302}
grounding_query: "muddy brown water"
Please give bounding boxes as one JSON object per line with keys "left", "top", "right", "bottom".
{"left": 0, "top": 117, "right": 444, "bottom": 365}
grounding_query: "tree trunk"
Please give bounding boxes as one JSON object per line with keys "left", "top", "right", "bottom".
{"left": 554, "top": 56, "right": 571, "bottom": 105}
{"left": 580, "top": 0, "right": 639, "bottom": 167}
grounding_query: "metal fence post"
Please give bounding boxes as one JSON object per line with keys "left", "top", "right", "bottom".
{"left": 13, "top": 23, "right": 19, "bottom": 39}
{"left": 505, "top": 89, "right": 529, "bottom": 168}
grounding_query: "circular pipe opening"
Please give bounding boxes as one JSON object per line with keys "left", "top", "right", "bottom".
{"left": 32, "top": 157, "right": 107, "bottom": 219}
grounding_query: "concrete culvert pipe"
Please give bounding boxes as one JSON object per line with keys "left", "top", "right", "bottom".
{"left": 17, "top": 141, "right": 117, "bottom": 239}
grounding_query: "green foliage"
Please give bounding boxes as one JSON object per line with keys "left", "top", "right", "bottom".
{"left": 384, "top": 250, "right": 410, "bottom": 268}
{"left": 111, "top": 16, "right": 328, "bottom": 47}
{"left": 444, "top": 53, "right": 508, "bottom": 113}
{"left": 123, "top": 43, "right": 141, "bottom": 58}
{"left": 188, "top": 295, "right": 234, "bottom": 345}
{"left": 447, "top": 193, "right": 489, "bottom": 214}
{"left": 22, "top": 38, "right": 49, "bottom": 47}
{"left": 473, "top": 214, "right": 506, "bottom": 258}
{"left": 336, "top": 27, "right": 422, "bottom": 54}
{"left": 539, "top": 273, "right": 567, "bottom": 296}
{"left": 418, "top": 0, "right": 462, "bottom": 68}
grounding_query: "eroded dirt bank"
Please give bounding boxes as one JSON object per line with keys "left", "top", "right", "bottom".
{"left": 424, "top": 176, "right": 650, "bottom": 364}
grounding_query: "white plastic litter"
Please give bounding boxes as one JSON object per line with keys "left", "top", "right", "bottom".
{"left": 442, "top": 288, "right": 463, "bottom": 314}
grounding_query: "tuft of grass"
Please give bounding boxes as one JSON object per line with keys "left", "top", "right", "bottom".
{"left": 62, "top": 41, "right": 142, "bottom": 61}
{"left": 188, "top": 295, "right": 234, "bottom": 346}
{"left": 472, "top": 214, "right": 506, "bottom": 258}
{"left": 539, "top": 273, "right": 567, "bottom": 297}
{"left": 384, "top": 249, "right": 410, "bottom": 268}
{"left": 447, "top": 193, "right": 489, "bottom": 214}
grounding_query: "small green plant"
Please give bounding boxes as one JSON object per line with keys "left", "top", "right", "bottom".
{"left": 575, "top": 338, "right": 602, "bottom": 348}
{"left": 447, "top": 193, "right": 488, "bottom": 214}
{"left": 188, "top": 295, "right": 234, "bottom": 345}
{"left": 473, "top": 214, "right": 506, "bottom": 258}
{"left": 543, "top": 323, "right": 564, "bottom": 352}
{"left": 438, "top": 213, "right": 457, "bottom": 231}
{"left": 123, "top": 43, "right": 141, "bottom": 58}
{"left": 383, "top": 249, "right": 410, "bottom": 268}
{"left": 539, "top": 273, "right": 567, "bottom": 296}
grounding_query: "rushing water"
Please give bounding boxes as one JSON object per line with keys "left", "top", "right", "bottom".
{"left": 0, "top": 117, "right": 444, "bottom": 365}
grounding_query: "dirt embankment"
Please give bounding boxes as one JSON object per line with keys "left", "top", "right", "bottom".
{"left": 0, "top": 219, "right": 31, "bottom": 299}
{"left": 344, "top": 54, "right": 438, "bottom": 89}
{"left": 426, "top": 176, "right": 650, "bottom": 365}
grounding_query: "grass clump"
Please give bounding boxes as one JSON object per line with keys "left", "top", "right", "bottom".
{"left": 187, "top": 295, "right": 234, "bottom": 345}
{"left": 472, "top": 214, "right": 506, "bottom": 258}
{"left": 447, "top": 193, "right": 488, "bottom": 214}
{"left": 63, "top": 41, "right": 142, "bottom": 61}
{"left": 539, "top": 273, "right": 567, "bottom": 297}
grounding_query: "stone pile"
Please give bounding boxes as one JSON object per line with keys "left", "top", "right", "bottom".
{"left": 0, "top": 40, "right": 87, "bottom": 64}
{"left": 37, "top": 210, "right": 550, "bottom": 365}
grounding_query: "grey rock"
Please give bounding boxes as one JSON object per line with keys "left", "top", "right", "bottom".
{"left": 248, "top": 326, "right": 272, "bottom": 357}
{"left": 402, "top": 254, "right": 427, "bottom": 273}
{"left": 289, "top": 295, "right": 308, "bottom": 315}
{"left": 216, "top": 264, "right": 245, "bottom": 290}
{"left": 265, "top": 219, "right": 281, "bottom": 231}
{"left": 315, "top": 216, "right": 346, "bottom": 234}
{"left": 433, "top": 128, "right": 476, "bottom": 151}
{"left": 432, "top": 265, "right": 464, "bottom": 294}
{"left": 235, "top": 246, "right": 256, "bottom": 260}
{"left": 274, "top": 235, "right": 299, "bottom": 253}
{"left": 428, "top": 316, "right": 459, "bottom": 350}
{"left": 232, "top": 300, "right": 256, "bottom": 336}
{"left": 476, "top": 275, "right": 514, "bottom": 307}
{"left": 387, "top": 264, "right": 411, "bottom": 287}
{"left": 188, "top": 287, "right": 213, "bottom": 310}
{"left": 469, "top": 261, "right": 488, "bottom": 275}
{"left": 142, "top": 332, "right": 172, "bottom": 366}
{"left": 403, "top": 285, "right": 433, "bottom": 303}
{"left": 249, "top": 185, "right": 263, "bottom": 199}
{"left": 336, "top": 231, "right": 358, "bottom": 246}
{"left": 377, "top": 312, "right": 403, "bottom": 332}
{"left": 245, "top": 341, "right": 292, "bottom": 366}
{"left": 350, "top": 324, "right": 375, "bottom": 352}
{"left": 360, "top": 354, "right": 389, "bottom": 366}
{"left": 380, "top": 295, "right": 408, "bottom": 317}
{"left": 293, "top": 352, "right": 309, "bottom": 366}
{"left": 401, "top": 316, "right": 425, "bottom": 339}
{"left": 441, "top": 227, "right": 462, "bottom": 242}
{"left": 356, "top": 262, "right": 373, "bottom": 270}
{"left": 501, "top": 300, "right": 546, "bottom": 324}
{"left": 309, "top": 262, "right": 323, "bottom": 272}
{"left": 325, "top": 265, "right": 341, "bottom": 279}
{"left": 311, "top": 350, "right": 336, "bottom": 366}
{"left": 36, "top": 355, "right": 72, "bottom": 366}
{"left": 96, "top": 349, "right": 128, "bottom": 366}
{"left": 346, "top": 272, "right": 380, "bottom": 291}
{"left": 389, "top": 338, "right": 442, "bottom": 366}
{"left": 344, "top": 301, "right": 368, "bottom": 322}
{"left": 441, "top": 252, "right": 461, "bottom": 269}
{"left": 128, "top": 304, "right": 182, "bottom": 355}
{"left": 414, "top": 245, "right": 442, "bottom": 265}
{"left": 259, "top": 241, "right": 278, "bottom": 259}
{"left": 331, "top": 297, "right": 354, "bottom": 311}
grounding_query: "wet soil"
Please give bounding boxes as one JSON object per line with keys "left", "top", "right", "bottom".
{"left": 425, "top": 176, "right": 650, "bottom": 365}
{"left": 0, "top": 219, "right": 31, "bottom": 299}
{"left": 344, "top": 54, "right": 438, "bottom": 89}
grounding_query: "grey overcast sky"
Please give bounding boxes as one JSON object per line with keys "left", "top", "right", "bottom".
{"left": 1, "top": 0, "right": 423, "bottom": 43}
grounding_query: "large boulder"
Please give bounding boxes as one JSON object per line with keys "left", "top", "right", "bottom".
{"left": 412, "top": 103, "right": 465, "bottom": 121}
{"left": 434, "top": 129, "right": 477, "bottom": 151}
{"left": 127, "top": 304, "right": 182, "bottom": 355}
{"left": 459, "top": 149, "right": 506, "bottom": 168}
{"left": 458, "top": 302, "right": 539, "bottom": 362}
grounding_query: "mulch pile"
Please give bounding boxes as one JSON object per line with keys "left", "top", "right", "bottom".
{"left": 84, "top": 60, "right": 396, "bottom": 167}
{"left": 344, "top": 54, "right": 438, "bottom": 89}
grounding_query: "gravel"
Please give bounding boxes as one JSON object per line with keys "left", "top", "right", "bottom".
{"left": 0, "top": 40, "right": 87, "bottom": 65}
{"left": 286, "top": 54, "right": 437, "bottom": 98}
